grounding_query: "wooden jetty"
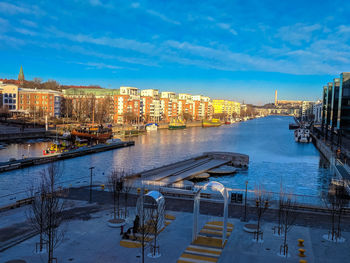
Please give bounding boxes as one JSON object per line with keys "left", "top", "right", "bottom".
{"left": 0, "top": 141, "right": 135, "bottom": 173}
{"left": 135, "top": 152, "right": 249, "bottom": 185}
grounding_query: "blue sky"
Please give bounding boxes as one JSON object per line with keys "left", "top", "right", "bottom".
{"left": 1, "top": 0, "right": 350, "bottom": 104}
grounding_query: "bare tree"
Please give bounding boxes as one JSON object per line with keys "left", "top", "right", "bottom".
{"left": 27, "top": 163, "right": 65, "bottom": 263}
{"left": 122, "top": 175, "right": 134, "bottom": 219}
{"left": 148, "top": 200, "right": 165, "bottom": 258}
{"left": 279, "top": 193, "right": 298, "bottom": 257}
{"left": 107, "top": 169, "right": 124, "bottom": 222}
{"left": 137, "top": 194, "right": 153, "bottom": 263}
{"left": 254, "top": 186, "right": 270, "bottom": 242}
{"left": 325, "top": 182, "right": 348, "bottom": 241}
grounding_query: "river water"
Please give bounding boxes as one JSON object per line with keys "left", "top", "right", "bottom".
{"left": 0, "top": 116, "right": 331, "bottom": 205}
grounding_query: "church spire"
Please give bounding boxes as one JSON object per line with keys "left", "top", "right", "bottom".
{"left": 18, "top": 65, "right": 24, "bottom": 86}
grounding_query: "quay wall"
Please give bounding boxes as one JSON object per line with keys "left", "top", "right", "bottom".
{"left": 0, "top": 131, "right": 53, "bottom": 142}
{"left": 310, "top": 133, "right": 333, "bottom": 162}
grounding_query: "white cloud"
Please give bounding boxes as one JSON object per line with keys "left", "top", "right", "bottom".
{"left": 74, "top": 61, "right": 124, "bottom": 70}
{"left": 131, "top": 2, "right": 140, "bottom": 8}
{"left": 14, "top": 28, "right": 37, "bottom": 36}
{"left": 20, "top": 19, "right": 37, "bottom": 28}
{"left": 276, "top": 23, "right": 322, "bottom": 45}
{"left": 217, "top": 23, "right": 237, "bottom": 35}
{"left": 146, "top": 9, "right": 181, "bottom": 25}
{"left": 0, "top": 2, "right": 43, "bottom": 16}
{"left": 47, "top": 28, "right": 156, "bottom": 54}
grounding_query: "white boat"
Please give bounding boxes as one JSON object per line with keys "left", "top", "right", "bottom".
{"left": 106, "top": 138, "right": 122, "bottom": 144}
{"left": 62, "top": 131, "right": 71, "bottom": 139}
{"left": 145, "top": 123, "right": 158, "bottom": 131}
{"left": 294, "top": 128, "right": 311, "bottom": 143}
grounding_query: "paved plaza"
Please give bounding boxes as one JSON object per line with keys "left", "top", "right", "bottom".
{"left": 1, "top": 200, "right": 349, "bottom": 263}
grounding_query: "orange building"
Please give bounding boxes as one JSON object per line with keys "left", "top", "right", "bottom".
{"left": 113, "top": 94, "right": 140, "bottom": 123}
{"left": 18, "top": 88, "right": 62, "bottom": 117}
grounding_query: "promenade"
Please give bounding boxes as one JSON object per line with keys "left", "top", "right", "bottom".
{"left": 1, "top": 191, "right": 349, "bottom": 263}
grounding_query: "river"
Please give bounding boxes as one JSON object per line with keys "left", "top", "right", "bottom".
{"left": 0, "top": 116, "right": 331, "bottom": 206}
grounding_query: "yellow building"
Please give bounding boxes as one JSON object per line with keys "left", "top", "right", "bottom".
{"left": 212, "top": 99, "right": 240, "bottom": 116}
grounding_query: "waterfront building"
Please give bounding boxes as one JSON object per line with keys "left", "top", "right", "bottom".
{"left": 330, "top": 78, "right": 340, "bottom": 132}
{"left": 120, "top": 86, "right": 138, "bottom": 96}
{"left": 324, "top": 82, "right": 333, "bottom": 132}
{"left": 161, "top": 91, "right": 176, "bottom": 99}
{"left": 301, "top": 101, "right": 315, "bottom": 121}
{"left": 18, "top": 88, "right": 62, "bottom": 117}
{"left": 0, "top": 84, "right": 18, "bottom": 111}
{"left": 277, "top": 100, "right": 303, "bottom": 107}
{"left": 212, "top": 99, "right": 241, "bottom": 117}
{"left": 313, "top": 100, "right": 322, "bottom": 124}
{"left": 321, "top": 85, "right": 327, "bottom": 132}
{"left": 160, "top": 97, "right": 172, "bottom": 121}
{"left": 337, "top": 72, "right": 350, "bottom": 136}
{"left": 178, "top": 93, "right": 192, "bottom": 100}
{"left": 140, "top": 89, "right": 159, "bottom": 98}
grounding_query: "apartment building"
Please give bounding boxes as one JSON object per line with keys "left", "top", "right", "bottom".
{"left": 0, "top": 84, "right": 18, "bottom": 111}
{"left": 18, "top": 88, "right": 62, "bottom": 117}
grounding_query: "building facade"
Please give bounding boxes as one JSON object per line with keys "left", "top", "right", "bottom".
{"left": 0, "top": 84, "right": 18, "bottom": 111}
{"left": 18, "top": 88, "right": 62, "bottom": 117}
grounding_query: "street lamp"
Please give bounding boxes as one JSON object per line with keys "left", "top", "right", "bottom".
{"left": 89, "top": 166, "right": 95, "bottom": 203}
{"left": 244, "top": 180, "right": 248, "bottom": 222}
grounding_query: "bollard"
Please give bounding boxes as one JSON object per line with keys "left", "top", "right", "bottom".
{"left": 298, "top": 248, "right": 306, "bottom": 257}
{"left": 137, "top": 188, "right": 141, "bottom": 194}
{"left": 101, "top": 184, "right": 105, "bottom": 191}
{"left": 298, "top": 239, "right": 304, "bottom": 247}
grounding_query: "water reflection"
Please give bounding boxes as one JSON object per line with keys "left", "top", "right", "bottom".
{"left": 0, "top": 116, "right": 331, "bottom": 205}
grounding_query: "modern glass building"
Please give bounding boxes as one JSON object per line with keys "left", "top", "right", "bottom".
{"left": 337, "top": 73, "right": 350, "bottom": 135}
{"left": 324, "top": 82, "right": 333, "bottom": 133}
{"left": 321, "top": 85, "right": 327, "bottom": 132}
{"left": 330, "top": 78, "right": 340, "bottom": 132}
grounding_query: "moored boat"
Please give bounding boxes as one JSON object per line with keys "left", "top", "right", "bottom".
{"left": 202, "top": 118, "right": 222, "bottom": 127}
{"left": 168, "top": 119, "right": 186, "bottom": 130}
{"left": 71, "top": 125, "right": 112, "bottom": 140}
{"left": 294, "top": 128, "right": 311, "bottom": 143}
{"left": 145, "top": 123, "right": 158, "bottom": 131}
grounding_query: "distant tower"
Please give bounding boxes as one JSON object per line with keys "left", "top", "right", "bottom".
{"left": 18, "top": 65, "right": 25, "bottom": 86}
{"left": 274, "top": 90, "right": 278, "bottom": 105}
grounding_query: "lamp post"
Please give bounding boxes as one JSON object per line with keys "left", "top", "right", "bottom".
{"left": 89, "top": 166, "right": 95, "bottom": 203}
{"left": 244, "top": 180, "right": 248, "bottom": 222}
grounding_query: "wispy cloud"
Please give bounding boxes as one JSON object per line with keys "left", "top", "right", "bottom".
{"left": 74, "top": 61, "right": 124, "bottom": 70}
{"left": 0, "top": 2, "right": 43, "bottom": 16}
{"left": 47, "top": 27, "right": 156, "bottom": 54}
{"left": 14, "top": 28, "right": 37, "bottom": 36}
{"left": 217, "top": 23, "right": 237, "bottom": 35}
{"left": 276, "top": 23, "right": 322, "bottom": 45}
{"left": 145, "top": 9, "right": 181, "bottom": 25}
{"left": 20, "top": 19, "right": 37, "bottom": 28}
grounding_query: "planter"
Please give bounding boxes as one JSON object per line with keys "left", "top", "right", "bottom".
{"left": 107, "top": 218, "right": 126, "bottom": 228}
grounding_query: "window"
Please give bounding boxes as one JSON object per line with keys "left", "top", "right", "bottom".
{"left": 4, "top": 99, "right": 8, "bottom": 103}
{"left": 13, "top": 94, "right": 16, "bottom": 98}
{"left": 4, "top": 93, "right": 8, "bottom": 97}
